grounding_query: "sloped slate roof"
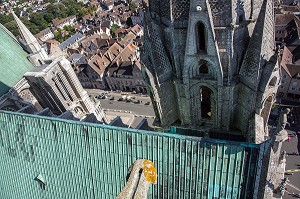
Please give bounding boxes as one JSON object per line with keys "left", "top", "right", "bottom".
{"left": 59, "top": 32, "right": 84, "bottom": 51}
{"left": 0, "top": 25, "right": 34, "bottom": 96}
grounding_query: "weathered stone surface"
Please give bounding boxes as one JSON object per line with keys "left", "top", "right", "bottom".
{"left": 143, "top": 0, "right": 280, "bottom": 143}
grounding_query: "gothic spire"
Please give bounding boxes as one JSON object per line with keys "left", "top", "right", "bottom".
{"left": 12, "top": 11, "right": 40, "bottom": 51}
{"left": 239, "top": 0, "right": 275, "bottom": 90}
{"left": 11, "top": 11, "right": 48, "bottom": 66}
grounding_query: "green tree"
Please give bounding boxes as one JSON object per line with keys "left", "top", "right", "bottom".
{"left": 4, "top": 21, "right": 19, "bottom": 36}
{"left": 0, "top": 14, "right": 13, "bottom": 25}
{"left": 110, "top": 24, "right": 120, "bottom": 37}
{"left": 128, "top": 0, "right": 137, "bottom": 12}
{"left": 30, "top": 12, "right": 48, "bottom": 31}
{"left": 54, "top": 28, "right": 63, "bottom": 42}
{"left": 63, "top": 25, "right": 75, "bottom": 34}
{"left": 21, "top": 17, "right": 40, "bottom": 34}
{"left": 126, "top": 17, "right": 133, "bottom": 26}
{"left": 44, "top": 13, "right": 54, "bottom": 23}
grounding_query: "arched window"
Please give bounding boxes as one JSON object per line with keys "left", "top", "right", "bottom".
{"left": 261, "top": 96, "right": 273, "bottom": 131}
{"left": 199, "top": 64, "right": 208, "bottom": 74}
{"left": 200, "top": 87, "right": 212, "bottom": 119}
{"left": 196, "top": 22, "right": 206, "bottom": 52}
{"left": 269, "top": 76, "right": 277, "bottom": 87}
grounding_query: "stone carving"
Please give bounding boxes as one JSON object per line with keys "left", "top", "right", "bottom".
{"left": 275, "top": 108, "right": 290, "bottom": 135}
{"left": 117, "top": 159, "right": 157, "bottom": 199}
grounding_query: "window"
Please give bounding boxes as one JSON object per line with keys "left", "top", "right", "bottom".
{"left": 200, "top": 87, "right": 212, "bottom": 119}
{"left": 196, "top": 22, "right": 206, "bottom": 52}
{"left": 199, "top": 64, "right": 208, "bottom": 74}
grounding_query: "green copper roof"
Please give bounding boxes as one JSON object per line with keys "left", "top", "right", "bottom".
{"left": 0, "top": 111, "right": 266, "bottom": 199}
{"left": 0, "top": 25, "right": 34, "bottom": 96}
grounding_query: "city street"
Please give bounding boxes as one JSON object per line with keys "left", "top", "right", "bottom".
{"left": 272, "top": 103, "right": 300, "bottom": 198}
{"left": 86, "top": 89, "right": 155, "bottom": 116}
{"left": 283, "top": 126, "right": 300, "bottom": 199}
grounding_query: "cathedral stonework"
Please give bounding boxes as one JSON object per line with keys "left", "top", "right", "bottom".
{"left": 142, "top": 0, "right": 279, "bottom": 143}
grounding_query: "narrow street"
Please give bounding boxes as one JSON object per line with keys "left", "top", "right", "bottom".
{"left": 277, "top": 104, "right": 300, "bottom": 199}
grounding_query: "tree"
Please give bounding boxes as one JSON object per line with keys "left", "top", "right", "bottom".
{"left": 126, "top": 17, "right": 133, "bottom": 26}
{"left": 44, "top": 13, "right": 54, "bottom": 23}
{"left": 21, "top": 17, "right": 40, "bottom": 34}
{"left": 30, "top": 12, "right": 48, "bottom": 31}
{"left": 4, "top": 21, "right": 19, "bottom": 36}
{"left": 110, "top": 24, "right": 120, "bottom": 37}
{"left": 0, "top": 14, "right": 13, "bottom": 25}
{"left": 54, "top": 28, "right": 63, "bottom": 42}
{"left": 128, "top": 0, "right": 137, "bottom": 12}
{"left": 63, "top": 25, "right": 75, "bottom": 34}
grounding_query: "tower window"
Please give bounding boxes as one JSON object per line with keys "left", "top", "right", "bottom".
{"left": 199, "top": 64, "right": 208, "bottom": 74}
{"left": 200, "top": 87, "right": 212, "bottom": 119}
{"left": 196, "top": 22, "right": 206, "bottom": 52}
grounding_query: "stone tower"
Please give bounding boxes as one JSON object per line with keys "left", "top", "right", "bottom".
{"left": 24, "top": 57, "right": 107, "bottom": 123}
{"left": 142, "top": 0, "right": 280, "bottom": 143}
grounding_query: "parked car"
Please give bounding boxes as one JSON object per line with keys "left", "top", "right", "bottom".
{"left": 145, "top": 102, "right": 150, "bottom": 105}
{"left": 98, "top": 93, "right": 105, "bottom": 99}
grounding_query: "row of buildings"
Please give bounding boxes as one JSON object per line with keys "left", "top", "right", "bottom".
{"left": 32, "top": 0, "right": 147, "bottom": 93}
{"left": 275, "top": 1, "right": 300, "bottom": 101}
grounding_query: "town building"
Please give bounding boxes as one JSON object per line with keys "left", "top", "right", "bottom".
{"left": 275, "top": 13, "right": 294, "bottom": 45}
{"left": 278, "top": 46, "right": 300, "bottom": 100}
{"left": 34, "top": 28, "right": 54, "bottom": 42}
{"left": 106, "top": 59, "right": 146, "bottom": 93}
{"left": 59, "top": 32, "right": 85, "bottom": 53}
{"left": 52, "top": 15, "right": 77, "bottom": 29}
{"left": 24, "top": 56, "right": 107, "bottom": 122}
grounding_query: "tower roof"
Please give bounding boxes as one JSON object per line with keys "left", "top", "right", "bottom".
{"left": 239, "top": 0, "right": 275, "bottom": 90}
{"left": 11, "top": 11, "right": 38, "bottom": 45}
{"left": 0, "top": 24, "right": 34, "bottom": 96}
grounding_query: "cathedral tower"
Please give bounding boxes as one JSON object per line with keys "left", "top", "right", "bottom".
{"left": 142, "top": 0, "right": 280, "bottom": 143}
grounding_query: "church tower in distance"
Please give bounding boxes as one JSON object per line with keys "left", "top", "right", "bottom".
{"left": 142, "top": 0, "right": 280, "bottom": 143}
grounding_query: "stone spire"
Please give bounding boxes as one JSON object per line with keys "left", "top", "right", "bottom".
{"left": 11, "top": 11, "right": 48, "bottom": 66}
{"left": 239, "top": 0, "right": 275, "bottom": 90}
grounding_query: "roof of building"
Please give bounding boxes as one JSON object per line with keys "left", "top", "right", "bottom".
{"left": 284, "top": 63, "right": 300, "bottom": 77}
{"left": 34, "top": 27, "right": 52, "bottom": 39}
{"left": 0, "top": 25, "right": 34, "bottom": 96}
{"left": 87, "top": 54, "right": 106, "bottom": 75}
{"left": 275, "top": 14, "right": 295, "bottom": 25}
{"left": 59, "top": 32, "right": 84, "bottom": 51}
{"left": 52, "top": 15, "right": 76, "bottom": 27}
{"left": 130, "top": 24, "right": 142, "bottom": 35}
{"left": 0, "top": 110, "right": 263, "bottom": 199}
{"left": 284, "top": 17, "right": 300, "bottom": 44}
{"left": 68, "top": 53, "right": 87, "bottom": 65}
